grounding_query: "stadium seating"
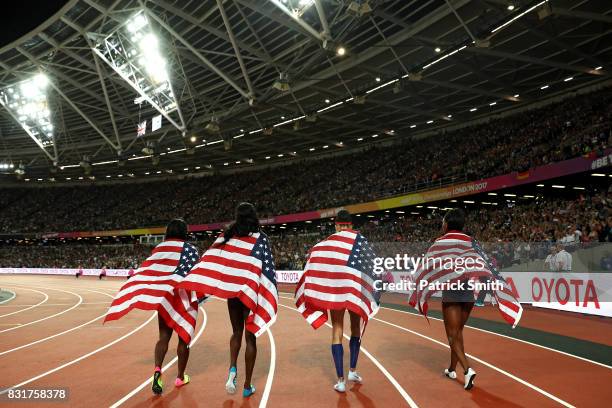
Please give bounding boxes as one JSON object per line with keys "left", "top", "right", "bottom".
{"left": 0, "top": 89, "right": 610, "bottom": 234}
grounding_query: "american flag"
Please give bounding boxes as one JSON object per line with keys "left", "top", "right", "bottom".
{"left": 104, "top": 240, "right": 200, "bottom": 343}
{"left": 137, "top": 120, "right": 146, "bottom": 136}
{"left": 408, "top": 232, "right": 523, "bottom": 328}
{"left": 178, "top": 232, "right": 278, "bottom": 337}
{"left": 295, "top": 230, "right": 381, "bottom": 330}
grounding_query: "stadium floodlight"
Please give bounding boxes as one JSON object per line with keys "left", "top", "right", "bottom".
{"left": 89, "top": 10, "right": 185, "bottom": 132}
{"left": 272, "top": 72, "right": 290, "bottom": 92}
{"left": 0, "top": 73, "right": 56, "bottom": 159}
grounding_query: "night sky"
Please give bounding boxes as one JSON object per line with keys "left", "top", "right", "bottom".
{"left": 0, "top": 0, "right": 68, "bottom": 47}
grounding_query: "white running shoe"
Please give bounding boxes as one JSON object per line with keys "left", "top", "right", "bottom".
{"left": 333, "top": 380, "right": 346, "bottom": 393}
{"left": 464, "top": 368, "right": 476, "bottom": 390}
{"left": 348, "top": 371, "right": 362, "bottom": 383}
{"left": 225, "top": 368, "right": 237, "bottom": 395}
{"left": 444, "top": 369, "right": 457, "bottom": 379}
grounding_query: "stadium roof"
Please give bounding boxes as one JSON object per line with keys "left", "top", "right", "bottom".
{"left": 0, "top": 0, "right": 610, "bottom": 182}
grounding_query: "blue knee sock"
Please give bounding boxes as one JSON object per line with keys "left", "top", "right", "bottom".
{"left": 349, "top": 336, "right": 360, "bottom": 369}
{"left": 331, "top": 344, "right": 344, "bottom": 378}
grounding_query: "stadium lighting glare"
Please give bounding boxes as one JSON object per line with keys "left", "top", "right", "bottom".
{"left": 410, "top": 124, "right": 417, "bottom": 128}
{"left": 336, "top": 46, "right": 346, "bottom": 56}
{"left": 507, "top": 4, "right": 515, "bottom": 11}
{"left": 323, "top": 145, "right": 329, "bottom": 149}
{"left": 470, "top": 107, "right": 478, "bottom": 112}
{"left": 536, "top": 184, "right": 545, "bottom": 187}
{"left": 591, "top": 173, "right": 605, "bottom": 177}
{"left": 489, "top": 102, "right": 497, "bottom": 106}
{"left": 375, "top": 77, "right": 381, "bottom": 82}
{"left": 190, "top": 136, "right": 197, "bottom": 143}
{"left": 595, "top": 66, "right": 603, "bottom": 70}
{"left": 324, "top": 98, "right": 330, "bottom": 103}
{"left": 357, "top": 137, "right": 364, "bottom": 141}
{"left": 463, "top": 200, "right": 475, "bottom": 204}
{"left": 91, "top": 10, "right": 183, "bottom": 131}
{"left": 434, "top": 47, "right": 441, "bottom": 53}
{"left": 0, "top": 73, "right": 54, "bottom": 152}
{"left": 504, "top": 193, "right": 516, "bottom": 197}
{"left": 426, "top": 120, "right": 433, "bottom": 124}
{"left": 372, "top": 134, "right": 378, "bottom": 138}
{"left": 551, "top": 185, "right": 565, "bottom": 189}
{"left": 540, "top": 85, "right": 549, "bottom": 90}
{"left": 572, "top": 187, "right": 585, "bottom": 190}
{"left": 564, "top": 77, "right": 573, "bottom": 82}
{"left": 309, "top": 147, "right": 316, "bottom": 151}
{"left": 265, "top": 156, "right": 271, "bottom": 159}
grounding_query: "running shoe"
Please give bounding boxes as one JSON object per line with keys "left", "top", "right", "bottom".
{"left": 464, "top": 368, "right": 477, "bottom": 390}
{"left": 225, "top": 367, "right": 237, "bottom": 395}
{"left": 175, "top": 374, "right": 190, "bottom": 387}
{"left": 444, "top": 369, "right": 457, "bottom": 379}
{"left": 333, "top": 380, "right": 346, "bottom": 393}
{"left": 348, "top": 371, "right": 362, "bottom": 383}
{"left": 152, "top": 371, "right": 163, "bottom": 395}
{"left": 243, "top": 384, "right": 256, "bottom": 397}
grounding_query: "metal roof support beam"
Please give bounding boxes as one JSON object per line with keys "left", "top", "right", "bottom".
{"left": 551, "top": 7, "right": 612, "bottom": 24}
{"left": 314, "top": 0, "right": 331, "bottom": 41}
{"left": 49, "top": 81, "right": 120, "bottom": 152}
{"left": 216, "top": 0, "right": 255, "bottom": 99}
{"left": 267, "top": 0, "right": 324, "bottom": 41}
{"left": 144, "top": 8, "right": 251, "bottom": 101}
{"left": 89, "top": 43, "right": 122, "bottom": 151}
{"left": 444, "top": 0, "right": 477, "bottom": 42}
{"left": 465, "top": 47, "right": 605, "bottom": 75}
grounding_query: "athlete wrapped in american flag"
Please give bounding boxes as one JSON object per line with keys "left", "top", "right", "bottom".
{"left": 295, "top": 210, "right": 381, "bottom": 393}
{"left": 104, "top": 219, "right": 199, "bottom": 394}
{"left": 177, "top": 203, "right": 277, "bottom": 398}
{"left": 408, "top": 209, "right": 523, "bottom": 390}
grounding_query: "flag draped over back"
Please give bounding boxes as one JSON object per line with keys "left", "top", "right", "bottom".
{"left": 178, "top": 232, "right": 278, "bottom": 337}
{"left": 295, "top": 230, "right": 381, "bottom": 329}
{"left": 408, "top": 232, "right": 523, "bottom": 328}
{"left": 104, "top": 240, "right": 200, "bottom": 343}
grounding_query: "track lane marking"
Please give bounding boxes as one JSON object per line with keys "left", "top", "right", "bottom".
{"left": 0, "top": 287, "right": 82, "bottom": 333}
{"left": 0, "top": 312, "right": 157, "bottom": 395}
{"left": 379, "top": 304, "right": 612, "bottom": 370}
{"left": 370, "top": 315, "right": 575, "bottom": 408}
{"left": 0, "top": 290, "right": 113, "bottom": 356}
{"left": 0, "top": 287, "right": 49, "bottom": 318}
{"left": 277, "top": 300, "right": 418, "bottom": 408}
{"left": 0, "top": 290, "right": 16, "bottom": 304}
{"left": 208, "top": 297, "right": 277, "bottom": 408}
{"left": 110, "top": 307, "right": 207, "bottom": 408}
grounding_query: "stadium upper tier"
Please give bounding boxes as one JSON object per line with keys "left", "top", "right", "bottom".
{"left": 0, "top": 88, "right": 610, "bottom": 235}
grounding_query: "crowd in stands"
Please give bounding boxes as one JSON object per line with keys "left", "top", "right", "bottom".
{"left": 1, "top": 182, "right": 610, "bottom": 270}
{"left": 0, "top": 88, "right": 610, "bottom": 234}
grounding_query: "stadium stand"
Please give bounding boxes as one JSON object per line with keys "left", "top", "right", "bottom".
{"left": 0, "top": 88, "right": 610, "bottom": 234}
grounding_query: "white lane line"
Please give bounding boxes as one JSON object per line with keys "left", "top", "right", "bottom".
{"left": 0, "top": 287, "right": 83, "bottom": 333}
{"left": 0, "top": 312, "right": 157, "bottom": 395}
{"left": 371, "top": 316, "right": 575, "bottom": 408}
{"left": 209, "top": 296, "right": 276, "bottom": 408}
{"left": 259, "top": 328, "right": 276, "bottom": 408}
{"left": 277, "top": 301, "right": 418, "bottom": 408}
{"left": 0, "top": 301, "right": 110, "bottom": 307}
{"left": 380, "top": 304, "right": 612, "bottom": 370}
{"left": 0, "top": 290, "right": 16, "bottom": 304}
{"left": 0, "top": 290, "right": 113, "bottom": 356}
{"left": 0, "top": 288, "right": 49, "bottom": 318}
{"left": 110, "top": 307, "right": 207, "bottom": 408}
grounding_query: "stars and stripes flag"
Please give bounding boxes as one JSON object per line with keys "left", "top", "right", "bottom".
{"left": 104, "top": 240, "right": 201, "bottom": 343}
{"left": 137, "top": 120, "right": 147, "bottom": 136}
{"left": 295, "top": 230, "right": 381, "bottom": 330}
{"left": 178, "top": 232, "right": 278, "bottom": 337}
{"left": 408, "top": 232, "right": 523, "bottom": 328}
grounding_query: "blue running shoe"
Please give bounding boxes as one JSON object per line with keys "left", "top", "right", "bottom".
{"left": 243, "top": 384, "right": 256, "bottom": 397}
